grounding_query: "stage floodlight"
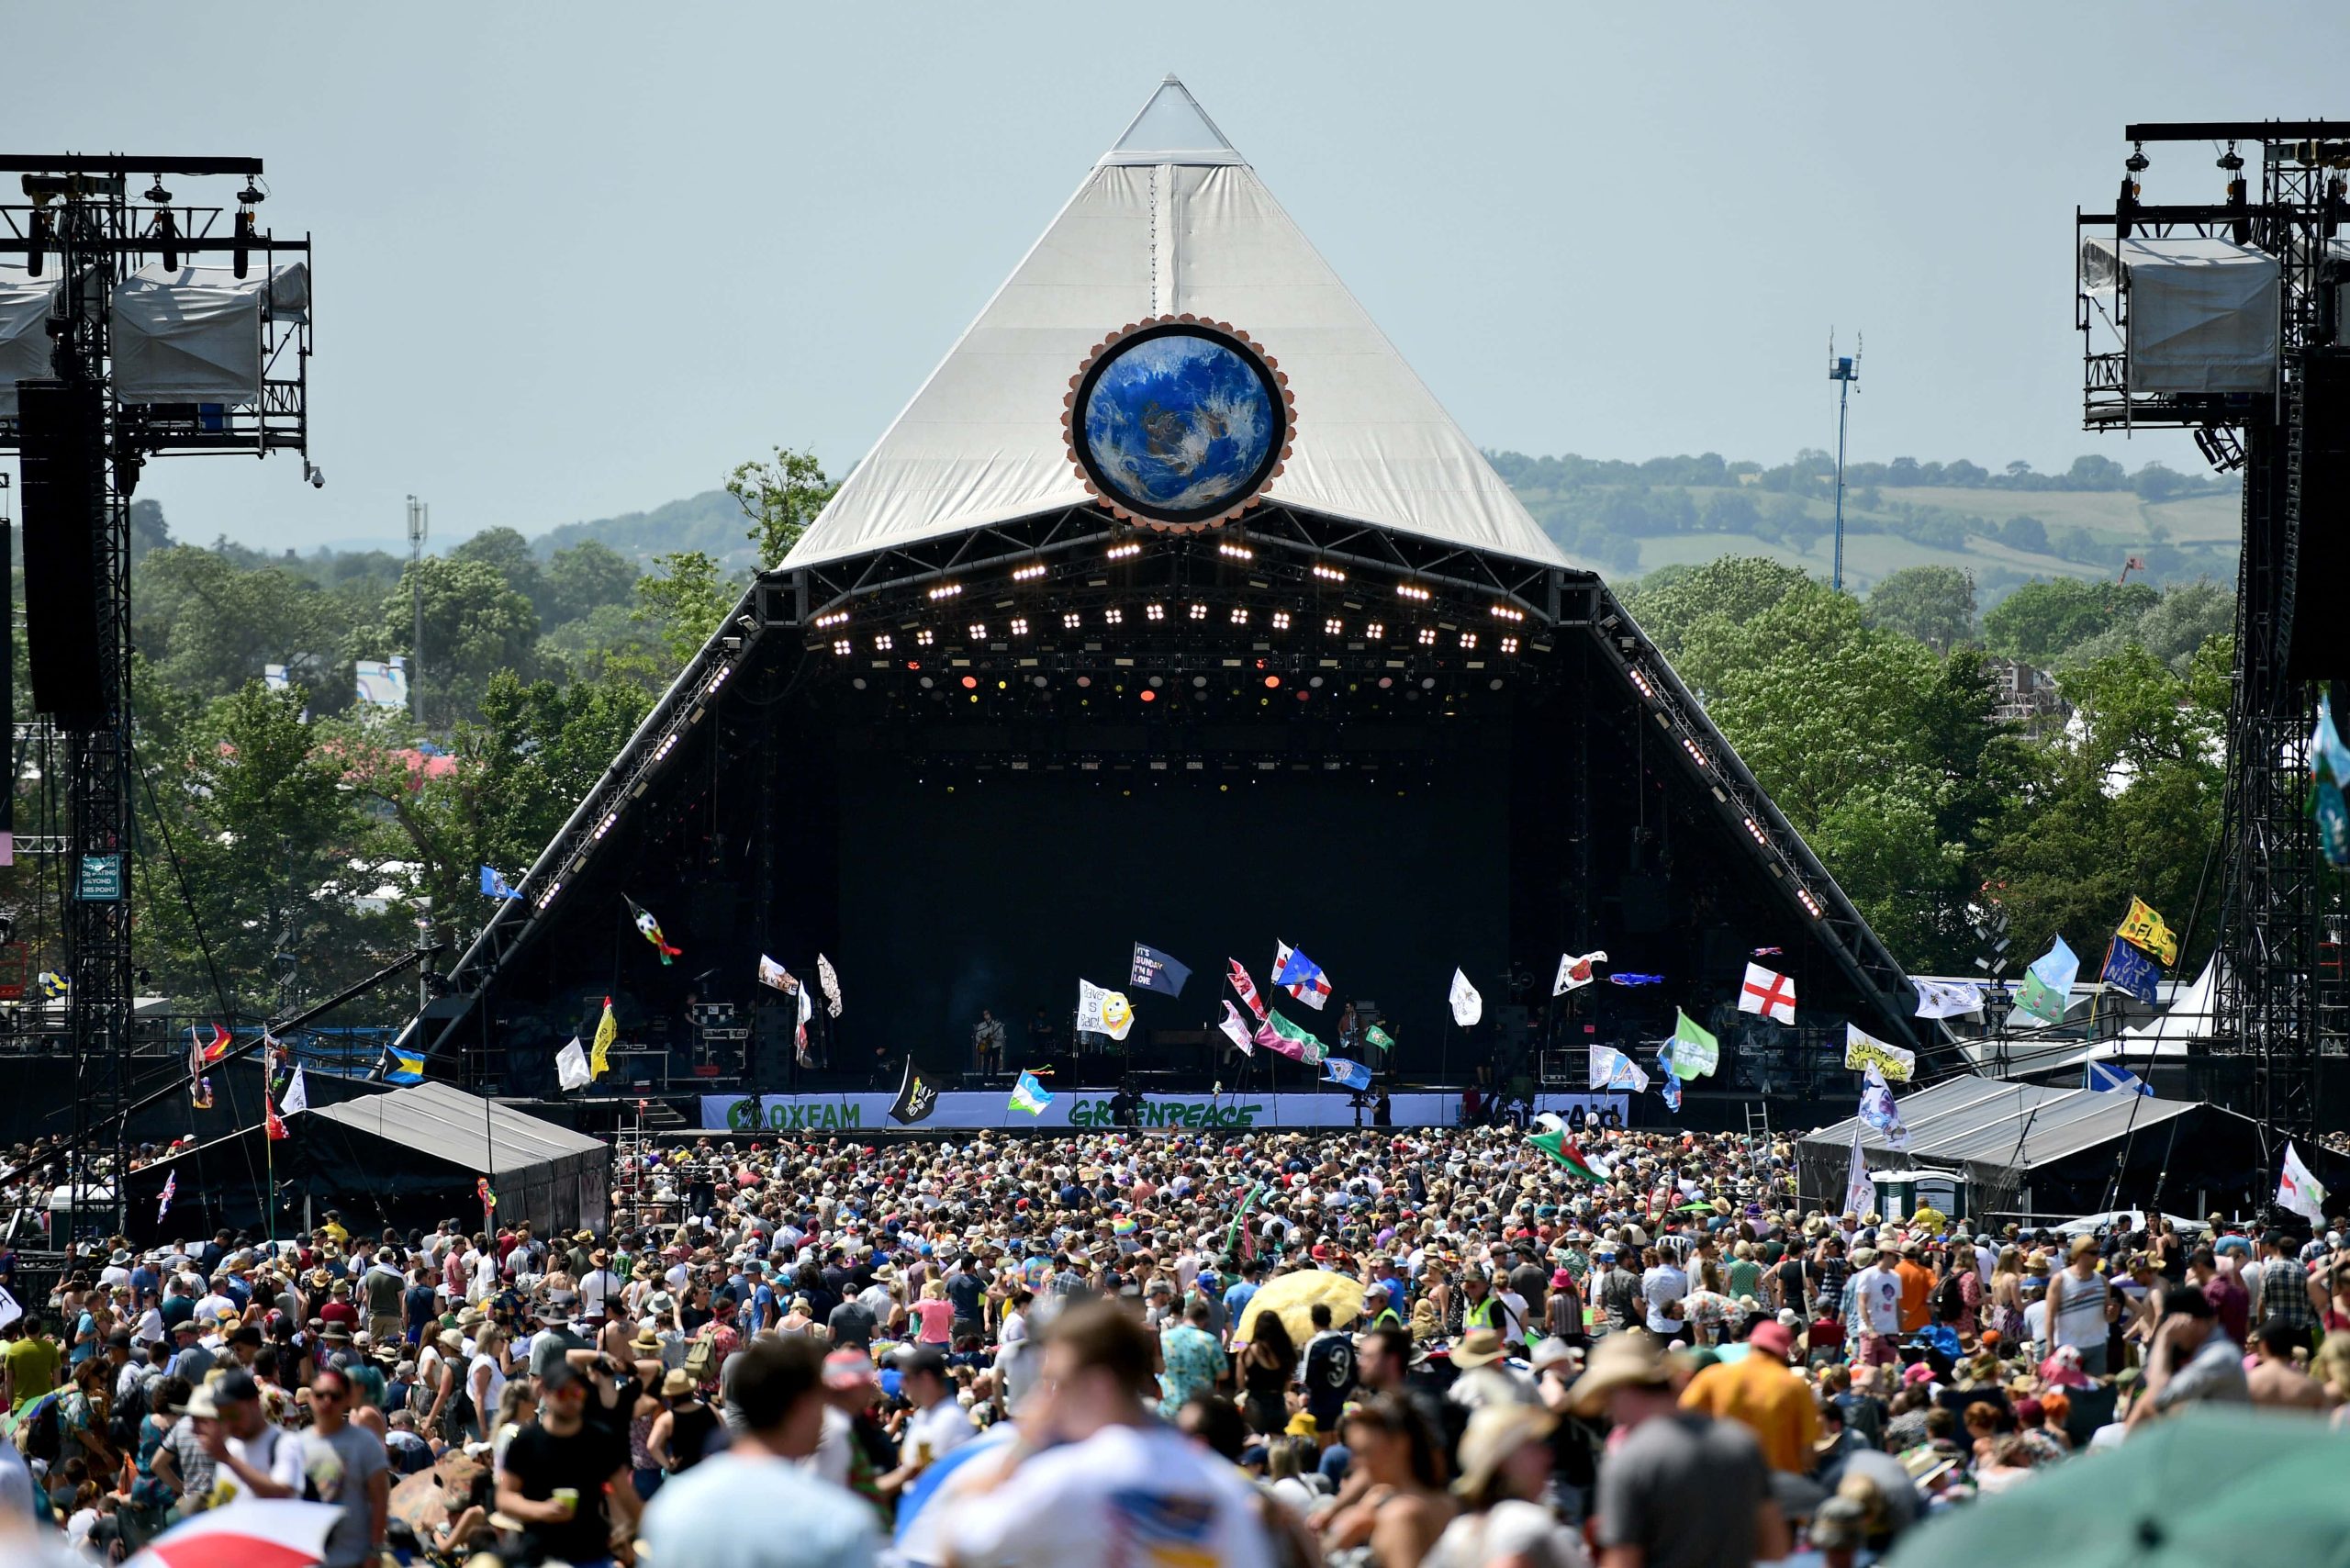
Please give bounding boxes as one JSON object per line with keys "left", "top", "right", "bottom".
{"left": 1230, "top": 607, "right": 1248, "bottom": 625}
{"left": 1459, "top": 632, "right": 1478, "bottom": 650}
{"left": 1397, "top": 583, "right": 1431, "bottom": 602}
{"left": 1189, "top": 602, "right": 1208, "bottom": 621}
{"left": 927, "top": 582, "right": 963, "bottom": 600}
{"left": 1627, "top": 666, "right": 1657, "bottom": 701}
{"left": 1104, "top": 607, "right": 1125, "bottom": 625}
{"left": 1743, "top": 815, "right": 1769, "bottom": 846}
{"left": 1264, "top": 675, "right": 1281, "bottom": 689}
{"left": 1140, "top": 689, "right": 1158, "bottom": 702}
{"left": 1312, "top": 563, "right": 1347, "bottom": 583}
{"left": 1146, "top": 603, "right": 1165, "bottom": 622}
{"left": 1416, "top": 628, "right": 1438, "bottom": 646}
{"left": 1378, "top": 677, "right": 1393, "bottom": 689}
{"left": 1500, "top": 636, "right": 1518, "bottom": 654}
{"left": 1366, "top": 622, "right": 1385, "bottom": 640}
{"left": 1796, "top": 887, "right": 1825, "bottom": 919}
{"left": 1218, "top": 543, "right": 1254, "bottom": 561}
{"left": 968, "top": 622, "right": 988, "bottom": 639}
{"left": 1063, "top": 611, "right": 1082, "bottom": 630}
{"left": 1323, "top": 617, "right": 1343, "bottom": 635}
{"left": 830, "top": 639, "right": 851, "bottom": 655}
{"left": 1106, "top": 542, "right": 1143, "bottom": 561}
{"left": 814, "top": 610, "right": 849, "bottom": 628}
{"left": 960, "top": 675, "right": 978, "bottom": 689}
{"left": 874, "top": 634, "right": 894, "bottom": 651}
{"left": 1012, "top": 563, "right": 1046, "bottom": 581}
{"left": 1491, "top": 603, "right": 1526, "bottom": 622}
{"left": 1010, "top": 617, "right": 1029, "bottom": 636}
{"left": 916, "top": 629, "right": 935, "bottom": 646}
{"left": 1270, "top": 610, "right": 1291, "bottom": 630}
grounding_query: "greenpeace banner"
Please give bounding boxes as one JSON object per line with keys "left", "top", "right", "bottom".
{"left": 699, "top": 1091, "right": 1628, "bottom": 1134}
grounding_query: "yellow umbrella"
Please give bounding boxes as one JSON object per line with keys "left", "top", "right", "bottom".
{"left": 1236, "top": 1269, "right": 1364, "bottom": 1346}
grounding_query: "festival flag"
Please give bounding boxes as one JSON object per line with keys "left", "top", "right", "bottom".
{"left": 756, "top": 954, "right": 794, "bottom": 993}
{"left": 1075, "top": 980, "right": 1136, "bottom": 1041}
{"left": 1324, "top": 1057, "right": 1373, "bottom": 1092}
{"left": 1255, "top": 1010, "right": 1326, "bottom": 1065}
{"left": 263, "top": 1092, "right": 287, "bottom": 1142}
{"left": 1364, "top": 1024, "right": 1395, "bottom": 1054}
{"left": 625, "top": 896, "right": 682, "bottom": 965}
{"left": 157, "top": 1170, "right": 176, "bottom": 1223}
{"left": 1226, "top": 959, "right": 1268, "bottom": 1023}
{"left": 1842, "top": 1121, "right": 1874, "bottom": 1219}
{"left": 1553, "top": 950, "right": 1608, "bottom": 994}
{"left": 555, "top": 1036, "right": 592, "bottom": 1092}
{"left": 1659, "top": 1070, "right": 1682, "bottom": 1114}
{"left": 385, "top": 1050, "right": 425, "bottom": 1086}
{"left": 1668, "top": 1011, "right": 1718, "bottom": 1078}
{"left": 1843, "top": 1023, "right": 1915, "bottom": 1082}
{"left": 478, "top": 865, "right": 523, "bottom": 901}
{"left": 1130, "top": 943, "right": 1192, "bottom": 999}
{"left": 1449, "top": 969, "right": 1483, "bottom": 1026}
{"left": 589, "top": 997, "right": 618, "bottom": 1079}
{"left": 2278, "top": 1140, "right": 2329, "bottom": 1226}
{"left": 2116, "top": 896, "right": 2180, "bottom": 967}
{"left": 1912, "top": 977, "right": 1986, "bottom": 1019}
{"left": 194, "top": 1023, "right": 232, "bottom": 1065}
{"left": 280, "top": 1067, "right": 308, "bottom": 1116}
{"left": 1222, "top": 1181, "right": 1265, "bottom": 1260}
{"left": 1752, "top": 946, "right": 1784, "bottom": 958}
{"left": 795, "top": 976, "right": 814, "bottom": 1068}
{"left": 2311, "top": 694, "right": 2350, "bottom": 867}
{"left": 2086, "top": 1059, "right": 2153, "bottom": 1096}
{"left": 890, "top": 1058, "right": 938, "bottom": 1126}
{"left": 2100, "top": 936, "right": 2161, "bottom": 1006}
{"left": 817, "top": 955, "right": 843, "bottom": 1018}
{"left": 1858, "top": 1064, "right": 1910, "bottom": 1152}
{"left": 1737, "top": 963, "right": 1796, "bottom": 1025}
{"left": 1272, "top": 942, "right": 1332, "bottom": 1011}
{"left": 1607, "top": 972, "right": 1665, "bottom": 987}
{"left": 1528, "top": 1116, "right": 1612, "bottom": 1181}
{"left": 476, "top": 1176, "right": 497, "bottom": 1215}
{"left": 1218, "top": 1001, "right": 1256, "bottom": 1056}
{"left": 1009, "top": 1071, "right": 1055, "bottom": 1116}
{"left": 2013, "top": 935, "right": 2079, "bottom": 1026}
{"left": 1588, "top": 1044, "right": 1651, "bottom": 1094}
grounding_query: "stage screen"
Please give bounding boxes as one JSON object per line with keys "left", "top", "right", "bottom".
{"left": 834, "top": 749, "right": 1512, "bottom": 1079}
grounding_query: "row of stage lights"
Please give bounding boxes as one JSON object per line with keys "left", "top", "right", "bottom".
{"left": 826, "top": 610, "right": 1522, "bottom": 659}
{"left": 853, "top": 669, "right": 1509, "bottom": 698}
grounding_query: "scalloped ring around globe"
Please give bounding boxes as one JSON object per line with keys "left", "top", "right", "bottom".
{"left": 1080, "top": 335, "right": 1275, "bottom": 515}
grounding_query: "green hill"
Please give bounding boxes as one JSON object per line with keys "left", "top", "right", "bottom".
{"left": 533, "top": 489, "right": 755, "bottom": 571}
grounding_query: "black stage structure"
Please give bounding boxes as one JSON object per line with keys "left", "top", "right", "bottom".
{"left": 412, "top": 82, "right": 1928, "bottom": 1121}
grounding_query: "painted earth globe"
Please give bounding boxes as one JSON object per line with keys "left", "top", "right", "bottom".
{"left": 1077, "top": 327, "right": 1281, "bottom": 521}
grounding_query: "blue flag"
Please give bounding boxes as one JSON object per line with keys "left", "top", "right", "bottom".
{"left": 1659, "top": 1070, "right": 1682, "bottom": 1113}
{"left": 479, "top": 866, "right": 522, "bottom": 901}
{"left": 2100, "top": 936, "right": 2160, "bottom": 1006}
{"left": 2086, "top": 1060, "right": 2154, "bottom": 1096}
{"left": 1324, "top": 1057, "right": 1372, "bottom": 1092}
{"left": 1129, "top": 943, "right": 1192, "bottom": 999}
{"left": 386, "top": 1050, "right": 425, "bottom": 1085}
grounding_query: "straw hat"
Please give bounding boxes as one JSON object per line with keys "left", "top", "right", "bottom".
{"left": 1566, "top": 1331, "right": 1673, "bottom": 1416}
{"left": 1452, "top": 1403, "right": 1557, "bottom": 1496}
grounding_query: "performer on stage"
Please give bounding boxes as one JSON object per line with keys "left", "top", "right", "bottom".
{"left": 973, "top": 1009, "right": 1007, "bottom": 1077}
{"left": 1027, "top": 1005, "right": 1061, "bottom": 1065}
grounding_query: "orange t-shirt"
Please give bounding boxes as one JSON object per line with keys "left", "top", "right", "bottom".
{"left": 1680, "top": 1354, "right": 1821, "bottom": 1473}
{"left": 1896, "top": 1260, "right": 1935, "bottom": 1331}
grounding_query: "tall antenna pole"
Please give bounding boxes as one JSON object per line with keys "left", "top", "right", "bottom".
{"left": 405, "top": 495, "right": 428, "bottom": 726}
{"left": 1828, "top": 331, "right": 1862, "bottom": 594}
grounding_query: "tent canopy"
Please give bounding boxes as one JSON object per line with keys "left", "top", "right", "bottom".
{"left": 783, "top": 76, "right": 1569, "bottom": 573}
{"left": 313, "top": 1080, "right": 602, "bottom": 1176}
{"left": 1808, "top": 1072, "right": 2198, "bottom": 1170}
{"left": 2080, "top": 235, "right": 2279, "bottom": 395}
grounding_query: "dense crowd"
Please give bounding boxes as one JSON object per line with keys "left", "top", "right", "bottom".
{"left": 0, "top": 1122, "right": 2344, "bottom": 1568}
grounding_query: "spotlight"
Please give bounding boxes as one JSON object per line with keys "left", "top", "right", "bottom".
{"left": 1062, "top": 611, "right": 1082, "bottom": 630}
{"left": 1218, "top": 543, "right": 1255, "bottom": 561}
{"left": 1378, "top": 676, "right": 1393, "bottom": 689}
{"left": 874, "top": 633, "right": 894, "bottom": 651}
{"left": 927, "top": 583, "right": 963, "bottom": 600}
{"left": 1397, "top": 583, "right": 1431, "bottom": 602}
{"left": 1742, "top": 816, "right": 1768, "bottom": 846}
{"left": 832, "top": 639, "right": 852, "bottom": 655}
{"left": 1140, "top": 689, "right": 1158, "bottom": 702}
{"left": 1627, "top": 667, "right": 1656, "bottom": 701}
{"left": 1270, "top": 610, "right": 1291, "bottom": 630}
{"left": 1490, "top": 603, "right": 1526, "bottom": 622}
{"left": 1679, "top": 734, "right": 1709, "bottom": 769}
{"left": 1104, "top": 607, "right": 1125, "bottom": 625}
{"left": 1500, "top": 636, "right": 1518, "bottom": 654}
{"left": 1229, "top": 607, "right": 1249, "bottom": 625}
{"left": 1459, "top": 632, "right": 1478, "bottom": 650}
{"left": 1312, "top": 563, "right": 1347, "bottom": 583}
{"left": 1416, "top": 628, "right": 1438, "bottom": 646}
{"left": 1264, "top": 675, "right": 1281, "bottom": 689}
{"left": 1009, "top": 617, "right": 1029, "bottom": 636}
{"left": 1323, "top": 617, "right": 1344, "bottom": 636}
{"left": 1077, "top": 675, "right": 1093, "bottom": 688}
{"left": 1012, "top": 563, "right": 1046, "bottom": 581}
{"left": 916, "top": 629, "right": 935, "bottom": 646}
{"left": 1189, "top": 602, "right": 1209, "bottom": 621}
{"left": 1366, "top": 622, "right": 1385, "bottom": 639}
{"left": 814, "top": 610, "right": 849, "bottom": 628}
{"left": 960, "top": 676, "right": 979, "bottom": 689}
{"left": 1106, "top": 542, "right": 1143, "bottom": 561}
{"left": 1796, "top": 887, "right": 1825, "bottom": 919}
{"left": 1146, "top": 603, "right": 1166, "bottom": 622}
{"left": 968, "top": 622, "right": 988, "bottom": 639}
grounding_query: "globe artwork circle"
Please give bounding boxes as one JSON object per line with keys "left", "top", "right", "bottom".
{"left": 1073, "top": 324, "right": 1285, "bottom": 525}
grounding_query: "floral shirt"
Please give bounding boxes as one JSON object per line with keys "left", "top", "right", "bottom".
{"left": 1157, "top": 1323, "right": 1227, "bottom": 1417}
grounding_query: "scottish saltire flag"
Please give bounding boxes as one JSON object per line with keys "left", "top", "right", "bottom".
{"left": 1273, "top": 942, "right": 1332, "bottom": 1010}
{"left": 478, "top": 866, "right": 522, "bottom": 901}
{"left": 2086, "top": 1059, "right": 2153, "bottom": 1096}
{"left": 1324, "top": 1057, "right": 1372, "bottom": 1092}
{"left": 1010, "top": 1071, "right": 1055, "bottom": 1115}
{"left": 2013, "top": 935, "right": 2079, "bottom": 1026}
{"left": 157, "top": 1170, "right": 176, "bottom": 1222}
{"left": 1130, "top": 944, "right": 1192, "bottom": 998}
{"left": 2101, "top": 936, "right": 2161, "bottom": 1006}
{"left": 386, "top": 1050, "right": 425, "bottom": 1085}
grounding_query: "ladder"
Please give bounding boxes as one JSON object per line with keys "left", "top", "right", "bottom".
{"left": 1742, "top": 1099, "right": 1772, "bottom": 1146}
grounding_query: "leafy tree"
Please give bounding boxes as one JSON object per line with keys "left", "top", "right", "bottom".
{"left": 1620, "top": 555, "right": 1813, "bottom": 664}
{"left": 133, "top": 545, "right": 352, "bottom": 708}
{"left": 631, "top": 551, "right": 736, "bottom": 668}
{"left": 1865, "top": 566, "right": 1976, "bottom": 651}
{"left": 352, "top": 556, "right": 540, "bottom": 726}
{"left": 2057, "top": 577, "right": 2233, "bottom": 675}
{"left": 1998, "top": 514, "right": 2049, "bottom": 554}
{"left": 728, "top": 446, "right": 838, "bottom": 565}
{"left": 450, "top": 527, "right": 554, "bottom": 623}
{"left": 1981, "top": 577, "right": 2159, "bottom": 666}
{"left": 544, "top": 540, "right": 640, "bottom": 626}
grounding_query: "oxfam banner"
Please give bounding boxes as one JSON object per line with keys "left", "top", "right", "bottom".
{"left": 698, "top": 1091, "right": 1628, "bottom": 1134}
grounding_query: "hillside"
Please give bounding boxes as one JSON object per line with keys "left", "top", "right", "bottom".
{"left": 533, "top": 488, "right": 756, "bottom": 570}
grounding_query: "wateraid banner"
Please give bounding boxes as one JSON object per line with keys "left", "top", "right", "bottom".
{"left": 699, "top": 1091, "right": 1628, "bottom": 1134}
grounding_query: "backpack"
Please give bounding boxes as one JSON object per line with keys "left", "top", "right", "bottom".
{"left": 108, "top": 1369, "right": 153, "bottom": 1450}
{"left": 683, "top": 1327, "right": 717, "bottom": 1383}
{"left": 1933, "top": 1271, "right": 1967, "bottom": 1324}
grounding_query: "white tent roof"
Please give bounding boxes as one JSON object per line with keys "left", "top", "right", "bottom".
{"left": 2053, "top": 953, "right": 2218, "bottom": 1067}
{"left": 784, "top": 78, "right": 1569, "bottom": 573}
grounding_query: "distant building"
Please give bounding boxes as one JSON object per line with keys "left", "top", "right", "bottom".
{"left": 1988, "top": 656, "right": 2066, "bottom": 726}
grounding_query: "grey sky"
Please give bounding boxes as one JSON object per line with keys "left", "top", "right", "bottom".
{"left": 13, "top": 3, "right": 2333, "bottom": 553}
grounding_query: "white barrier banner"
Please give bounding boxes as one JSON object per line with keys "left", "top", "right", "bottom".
{"left": 699, "top": 1091, "right": 1628, "bottom": 1135}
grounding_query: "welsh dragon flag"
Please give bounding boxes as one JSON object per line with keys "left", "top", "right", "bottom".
{"left": 1528, "top": 1116, "right": 1611, "bottom": 1182}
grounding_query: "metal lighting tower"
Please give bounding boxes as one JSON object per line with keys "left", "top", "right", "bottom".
{"left": 1827, "top": 330, "right": 1861, "bottom": 593}
{"left": 406, "top": 494, "right": 428, "bottom": 724}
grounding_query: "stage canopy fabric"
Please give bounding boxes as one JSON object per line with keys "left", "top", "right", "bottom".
{"left": 121, "top": 1081, "right": 607, "bottom": 1242}
{"left": 0, "top": 268, "right": 60, "bottom": 418}
{"left": 783, "top": 76, "right": 1570, "bottom": 574}
{"left": 2080, "top": 235, "right": 2280, "bottom": 395}
{"left": 1797, "top": 1071, "right": 2278, "bottom": 1222}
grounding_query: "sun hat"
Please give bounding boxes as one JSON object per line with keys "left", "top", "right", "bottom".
{"left": 1566, "top": 1331, "right": 1673, "bottom": 1415}
{"left": 1451, "top": 1327, "right": 1509, "bottom": 1368}
{"left": 1451, "top": 1403, "right": 1557, "bottom": 1495}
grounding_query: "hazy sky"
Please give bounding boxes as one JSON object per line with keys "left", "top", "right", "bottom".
{"left": 12, "top": 4, "right": 2335, "bottom": 552}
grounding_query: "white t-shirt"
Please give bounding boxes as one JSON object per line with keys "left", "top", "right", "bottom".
{"left": 904, "top": 1395, "right": 977, "bottom": 1463}
{"left": 946, "top": 1423, "right": 1273, "bottom": 1568}
{"left": 1851, "top": 1265, "right": 1903, "bottom": 1335}
{"left": 1640, "top": 1264, "right": 1689, "bottom": 1332}
{"left": 215, "top": 1423, "right": 288, "bottom": 1506}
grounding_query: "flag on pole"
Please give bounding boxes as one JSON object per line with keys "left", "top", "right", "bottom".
{"left": 1449, "top": 969, "right": 1483, "bottom": 1026}
{"left": 756, "top": 954, "right": 794, "bottom": 992}
{"left": 625, "top": 897, "right": 682, "bottom": 965}
{"left": 1227, "top": 959, "right": 1268, "bottom": 1023}
{"left": 1324, "top": 1057, "right": 1373, "bottom": 1092}
{"left": 2116, "top": 896, "right": 2180, "bottom": 967}
{"left": 817, "top": 955, "right": 843, "bottom": 1018}
{"left": 478, "top": 866, "right": 523, "bottom": 901}
{"left": 2086, "top": 1059, "right": 2153, "bottom": 1096}
{"left": 0, "top": 1288, "right": 21, "bottom": 1331}
{"left": 1075, "top": 980, "right": 1136, "bottom": 1042}
{"left": 476, "top": 1176, "right": 497, "bottom": 1215}
{"left": 385, "top": 1050, "right": 425, "bottom": 1086}
{"left": 2279, "top": 1140, "right": 2329, "bottom": 1225}
{"left": 157, "top": 1170, "right": 176, "bottom": 1223}
{"left": 195, "top": 1023, "right": 231, "bottom": 1065}
{"left": 1364, "top": 1024, "right": 1395, "bottom": 1054}
{"left": 1659, "top": 1070, "right": 1682, "bottom": 1114}
{"left": 1843, "top": 1023, "right": 1915, "bottom": 1082}
{"left": 1217, "top": 1001, "right": 1256, "bottom": 1056}
{"left": 1912, "top": 977, "right": 1986, "bottom": 1018}
{"left": 795, "top": 976, "right": 814, "bottom": 1068}
{"left": 1588, "top": 1045, "right": 1651, "bottom": 1094}
{"left": 2013, "top": 935, "right": 2079, "bottom": 1026}
{"left": 1130, "top": 944, "right": 1192, "bottom": 999}
{"left": 280, "top": 1067, "right": 308, "bottom": 1116}
{"left": 1842, "top": 1121, "right": 1874, "bottom": 1219}
{"left": 1668, "top": 1011, "right": 1718, "bottom": 1078}
{"left": 1737, "top": 963, "right": 1796, "bottom": 1025}
{"left": 1858, "top": 1064, "right": 1910, "bottom": 1152}
{"left": 1272, "top": 942, "right": 1332, "bottom": 1011}
{"left": 589, "top": 997, "right": 618, "bottom": 1079}
{"left": 1528, "top": 1117, "right": 1612, "bottom": 1181}
{"left": 1222, "top": 1182, "right": 1265, "bottom": 1260}
{"left": 1254, "top": 1010, "right": 1326, "bottom": 1065}
{"left": 890, "top": 1059, "right": 938, "bottom": 1126}
{"left": 1553, "top": 950, "right": 1608, "bottom": 995}
{"left": 555, "top": 1036, "right": 592, "bottom": 1092}
{"left": 1608, "top": 972, "right": 1665, "bottom": 987}
{"left": 1009, "top": 1071, "right": 1055, "bottom": 1116}
{"left": 2311, "top": 694, "right": 2350, "bottom": 867}
{"left": 264, "top": 1092, "right": 287, "bottom": 1142}
{"left": 2100, "top": 937, "right": 2161, "bottom": 1006}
